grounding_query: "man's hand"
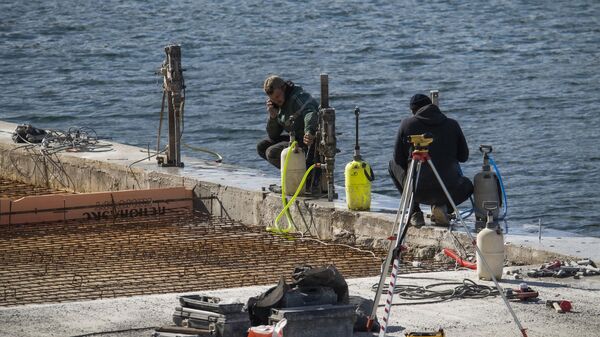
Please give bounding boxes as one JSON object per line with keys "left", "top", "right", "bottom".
{"left": 303, "top": 132, "right": 315, "bottom": 146}
{"left": 266, "top": 99, "right": 278, "bottom": 119}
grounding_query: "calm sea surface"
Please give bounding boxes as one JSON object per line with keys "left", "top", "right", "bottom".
{"left": 1, "top": 1, "right": 599, "bottom": 236}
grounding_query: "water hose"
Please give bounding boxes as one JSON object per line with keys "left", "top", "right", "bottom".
{"left": 489, "top": 155, "right": 508, "bottom": 219}
{"left": 266, "top": 141, "right": 298, "bottom": 233}
{"left": 281, "top": 141, "right": 296, "bottom": 230}
{"left": 460, "top": 196, "right": 475, "bottom": 219}
{"left": 443, "top": 248, "right": 477, "bottom": 270}
{"left": 272, "top": 163, "right": 317, "bottom": 233}
{"left": 457, "top": 165, "right": 475, "bottom": 219}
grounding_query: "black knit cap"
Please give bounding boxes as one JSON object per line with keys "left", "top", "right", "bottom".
{"left": 409, "top": 94, "right": 432, "bottom": 113}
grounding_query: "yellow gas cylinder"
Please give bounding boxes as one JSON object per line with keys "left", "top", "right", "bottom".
{"left": 345, "top": 160, "right": 373, "bottom": 210}
{"left": 281, "top": 144, "right": 306, "bottom": 196}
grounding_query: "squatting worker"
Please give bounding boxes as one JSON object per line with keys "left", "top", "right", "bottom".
{"left": 388, "top": 94, "right": 473, "bottom": 227}
{"left": 257, "top": 75, "right": 320, "bottom": 187}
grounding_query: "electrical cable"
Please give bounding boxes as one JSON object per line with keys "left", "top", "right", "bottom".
{"left": 70, "top": 326, "right": 157, "bottom": 337}
{"left": 295, "top": 234, "right": 378, "bottom": 258}
{"left": 371, "top": 278, "right": 500, "bottom": 306}
{"left": 156, "top": 91, "right": 166, "bottom": 153}
{"left": 8, "top": 126, "right": 110, "bottom": 189}
{"left": 183, "top": 143, "right": 223, "bottom": 163}
{"left": 128, "top": 147, "right": 168, "bottom": 189}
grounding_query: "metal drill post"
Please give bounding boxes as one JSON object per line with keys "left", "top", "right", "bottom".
{"left": 160, "top": 45, "right": 185, "bottom": 167}
{"left": 318, "top": 74, "right": 337, "bottom": 201}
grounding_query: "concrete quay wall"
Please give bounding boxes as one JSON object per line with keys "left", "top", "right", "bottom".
{"left": 0, "top": 121, "right": 581, "bottom": 264}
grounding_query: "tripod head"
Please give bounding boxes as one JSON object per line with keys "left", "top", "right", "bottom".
{"left": 407, "top": 133, "right": 433, "bottom": 151}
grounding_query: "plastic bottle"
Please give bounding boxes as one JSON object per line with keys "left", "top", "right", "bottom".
{"left": 280, "top": 145, "right": 306, "bottom": 196}
{"left": 476, "top": 212, "right": 504, "bottom": 280}
{"left": 345, "top": 160, "right": 373, "bottom": 210}
{"left": 344, "top": 107, "right": 374, "bottom": 210}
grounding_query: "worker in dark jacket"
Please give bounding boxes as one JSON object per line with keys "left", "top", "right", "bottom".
{"left": 257, "top": 75, "right": 319, "bottom": 169}
{"left": 388, "top": 94, "right": 473, "bottom": 227}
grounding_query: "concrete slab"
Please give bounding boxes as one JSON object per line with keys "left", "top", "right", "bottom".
{"left": 1, "top": 268, "right": 598, "bottom": 337}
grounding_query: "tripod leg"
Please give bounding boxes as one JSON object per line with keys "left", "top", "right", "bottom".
{"left": 370, "top": 161, "right": 422, "bottom": 336}
{"left": 426, "top": 160, "right": 528, "bottom": 337}
{"left": 367, "top": 159, "right": 419, "bottom": 332}
{"left": 378, "top": 164, "right": 420, "bottom": 337}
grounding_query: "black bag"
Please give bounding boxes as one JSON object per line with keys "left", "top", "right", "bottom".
{"left": 246, "top": 276, "right": 289, "bottom": 326}
{"left": 291, "top": 264, "right": 349, "bottom": 304}
{"left": 246, "top": 265, "right": 350, "bottom": 326}
{"left": 12, "top": 124, "right": 47, "bottom": 143}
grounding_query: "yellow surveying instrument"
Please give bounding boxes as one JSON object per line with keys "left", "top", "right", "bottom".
{"left": 345, "top": 107, "right": 374, "bottom": 210}
{"left": 407, "top": 134, "right": 433, "bottom": 151}
{"left": 366, "top": 133, "right": 529, "bottom": 337}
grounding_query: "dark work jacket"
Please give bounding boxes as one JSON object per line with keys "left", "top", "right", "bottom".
{"left": 266, "top": 83, "right": 319, "bottom": 143}
{"left": 393, "top": 104, "right": 469, "bottom": 190}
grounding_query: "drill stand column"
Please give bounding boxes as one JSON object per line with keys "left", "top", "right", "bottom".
{"left": 316, "top": 73, "right": 338, "bottom": 201}
{"left": 157, "top": 44, "right": 185, "bottom": 167}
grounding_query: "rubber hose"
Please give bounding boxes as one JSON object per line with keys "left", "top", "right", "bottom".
{"left": 273, "top": 163, "right": 317, "bottom": 232}
{"left": 267, "top": 141, "right": 297, "bottom": 232}
{"left": 489, "top": 156, "right": 508, "bottom": 219}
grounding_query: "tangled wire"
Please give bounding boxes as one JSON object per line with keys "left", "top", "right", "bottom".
{"left": 373, "top": 278, "right": 500, "bottom": 306}
{"left": 12, "top": 125, "right": 111, "bottom": 153}
{"left": 8, "top": 125, "right": 112, "bottom": 189}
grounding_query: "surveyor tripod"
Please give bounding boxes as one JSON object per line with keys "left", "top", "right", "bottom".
{"left": 367, "top": 134, "right": 528, "bottom": 337}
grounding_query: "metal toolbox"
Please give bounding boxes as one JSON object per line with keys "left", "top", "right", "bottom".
{"left": 173, "top": 306, "right": 250, "bottom": 337}
{"left": 269, "top": 304, "right": 356, "bottom": 337}
{"left": 178, "top": 295, "right": 244, "bottom": 314}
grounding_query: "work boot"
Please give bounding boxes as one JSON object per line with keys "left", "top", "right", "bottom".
{"left": 409, "top": 211, "right": 425, "bottom": 228}
{"left": 430, "top": 205, "right": 450, "bottom": 226}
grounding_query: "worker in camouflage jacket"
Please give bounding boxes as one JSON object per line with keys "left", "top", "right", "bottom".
{"left": 257, "top": 75, "right": 319, "bottom": 169}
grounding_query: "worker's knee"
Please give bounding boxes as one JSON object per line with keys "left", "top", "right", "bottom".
{"left": 449, "top": 177, "right": 474, "bottom": 206}
{"left": 265, "top": 145, "right": 281, "bottom": 161}
{"left": 388, "top": 160, "right": 406, "bottom": 192}
{"left": 257, "top": 139, "right": 271, "bottom": 160}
